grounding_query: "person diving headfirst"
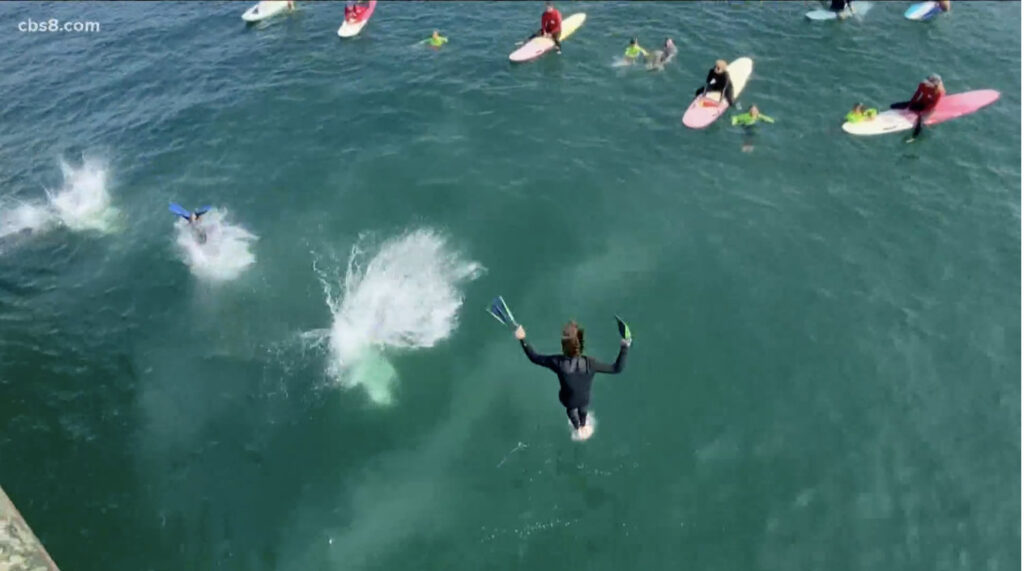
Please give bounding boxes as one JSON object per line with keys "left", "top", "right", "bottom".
{"left": 169, "top": 203, "right": 211, "bottom": 244}
{"left": 514, "top": 319, "right": 630, "bottom": 440}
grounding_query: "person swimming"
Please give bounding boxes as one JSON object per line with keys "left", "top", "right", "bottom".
{"left": 422, "top": 30, "right": 448, "bottom": 48}
{"left": 646, "top": 38, "right": 677, "bottom": 71}
{"left": 695, "top": 59, "right": 737, "bottom": 108}
{"left": 732, "top": 105, "right": 774, "bottom": 152}
{"left": 890, "top": 73, "right": 945, "bottom": 141}
{"left": 845, "top": 102, "right": 878, "bottom": 123}
{"left": 624, "top": 37, "right": 647, "bottom": 62}
{"left": 514, "top": 320, "right": 630, "bottom": 440}
{"left": 731, "top": 104, "right": 774, "bottom": 127}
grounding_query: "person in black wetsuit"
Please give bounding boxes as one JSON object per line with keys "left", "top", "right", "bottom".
{"left": 514, "top": 320, "right": 629, "bottom": 435}
{"left": 829, "top": 0, "right": 859, "bottom": 19}
{"left": 694, "top": 59, "right": 736, "bottom": 108}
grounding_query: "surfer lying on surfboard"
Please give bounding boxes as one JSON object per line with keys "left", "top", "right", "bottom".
{"left": 169, "top": 203, "right": 211, "bottom": 244}
{"left": 891, "top": 73, "right": 945, "bottom": 141}
{"left": 695, "top": 59, "right": 738, "bottom": 109}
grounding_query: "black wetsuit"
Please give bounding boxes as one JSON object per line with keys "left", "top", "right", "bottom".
{"left": 695, "top": 68, "right": 735, "bottom": 106}
{"left": 830, "top": 0, "right": 852, "bottom": 11}
{"left": 520, "top": 340, "right": 628, "bottom": 429}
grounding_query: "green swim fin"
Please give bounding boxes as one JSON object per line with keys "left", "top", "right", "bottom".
{"left": 615, "top": 315, "right": 631, "bottom": 341}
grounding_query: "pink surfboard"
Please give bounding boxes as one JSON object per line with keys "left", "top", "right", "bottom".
{"left": 842, "top": 89, "right": 1001, "bottom": 135}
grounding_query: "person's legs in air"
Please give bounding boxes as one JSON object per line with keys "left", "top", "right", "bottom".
{"left": 566, "top": 408, "right": 582, "bottom": 430}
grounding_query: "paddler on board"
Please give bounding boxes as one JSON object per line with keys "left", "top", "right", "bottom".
{"left": 344, "top": 1, "right": 368, "bottom": 23}
{"left": 528, "top": 2, "right": 563, "bottom": 53}
{"left": 695, "top": 59, "right": 738, "bottom": 109}
{"left": 890, "top": 73, "right": 945, "bottom": 142}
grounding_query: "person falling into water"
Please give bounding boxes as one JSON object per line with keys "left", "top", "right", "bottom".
{"left": 731, "top": 104, "right": 774, "bottom": 152}
{"left": 170, "top": 204, "right": 210, "bottom": 244}
{"left": 514, "top": 320, "right": 629, "bottom": 441}
{"left": 422, "top": 30, "right": 448, "bottom": 49}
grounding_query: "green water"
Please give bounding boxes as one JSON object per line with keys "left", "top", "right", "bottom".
{"left": 0, "top": 2, "right": 1019, "bottom": 569}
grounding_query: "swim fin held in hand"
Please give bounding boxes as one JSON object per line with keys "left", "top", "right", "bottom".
{"left": 487, "top": 295, "right": 518, "bottom": 328}
{"left": 615, "top": 315, "right": 632, "bottom": 341}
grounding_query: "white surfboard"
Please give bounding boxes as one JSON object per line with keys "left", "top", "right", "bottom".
{"left": 905, "top": 2, "right": 941, "bottom": 21}
{"left": 242, "top": 1, "right": 291, "bottom": 23}
{"left": 805, "top": 2, "right": 874, "bottom": 21}
{"left": 509, "top": 13, "right": 587, "bottom": 63}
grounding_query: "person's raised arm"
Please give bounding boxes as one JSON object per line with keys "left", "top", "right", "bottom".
{"left": 516, "top": 325, "right": 557, "bottom": 370}
{"left": 590, "top": 339, "right": 630, "bottom": 374}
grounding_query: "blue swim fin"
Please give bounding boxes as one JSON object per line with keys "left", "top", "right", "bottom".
{"left": 195, "top": 205, "right": 211, "bottom": 216}
{"left": 487, "top": 296, "right": 517, "bottom": 328}
{"left": 169, "top": 202, "right": 191, "bottom": 220}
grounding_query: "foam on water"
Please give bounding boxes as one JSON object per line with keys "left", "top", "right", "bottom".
{"left": 0, "top": 201, "right": 54, "bottom": 240}
{"left": 46, "top": 157, "right": 118, "bottom": 232}
{"left": 317, "top": 228, "right": 483, "bottom": 405}
{"left": 173, "top": 208, "right": 258, "bottom": 281}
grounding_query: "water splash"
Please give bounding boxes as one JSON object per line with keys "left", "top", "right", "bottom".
{"left": 0, "top": 201, "right": 54, "bottom": 239}
{"left": 316, "top": 228, "right": 483, "bottom": 405}
{"left": 46, "top": 157, "right": 118, "bottom": 232}
{"left": 173, "top": 208, "right": 257, "bottom": 282}
{"left": 1, "top": 157, "right": 116, "bottom": 245}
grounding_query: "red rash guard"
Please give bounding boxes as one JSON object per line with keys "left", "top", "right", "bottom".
{"left": 911, "top": 82, "right": 943, "bottom": 112}
{"left": 541, "top": 9, "right": 562, "bottom": 36}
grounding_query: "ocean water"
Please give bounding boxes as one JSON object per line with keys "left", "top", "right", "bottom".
{"left": 0, "top": 2, "right": 1019, "bottom": 570}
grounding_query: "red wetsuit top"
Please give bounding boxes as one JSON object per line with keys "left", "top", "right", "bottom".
{"left": 346, "top": 4, "right": 365, "bottom": 21}
{"left": 910, "top": 82, "right": 943, "bottom": 112}
{"left": 541, "top": 9, "right": 562, "bottom": 36}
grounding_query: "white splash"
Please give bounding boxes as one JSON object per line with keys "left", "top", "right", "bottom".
{"left": 318, "top": 228, "right": 483, "bottom": 405}
{"left": 0, "top": 201, "right": 54, "bottom": 239}
{"left": 173, "top": 208, "right": 257, "bottom": 282}
{"left": 46, "top": 158, "right": 118, "bottom": 232}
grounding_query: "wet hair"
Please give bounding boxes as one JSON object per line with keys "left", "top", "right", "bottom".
{"left": 560, "top": 321, "right": 584, "bottom": 357}
{"left": 630, "top": 37, "right": 637, "bottom": 44}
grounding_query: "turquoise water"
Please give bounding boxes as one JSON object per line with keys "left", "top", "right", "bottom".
{"left": 0, "top": 1, "right": 1019, "bottom": 569}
